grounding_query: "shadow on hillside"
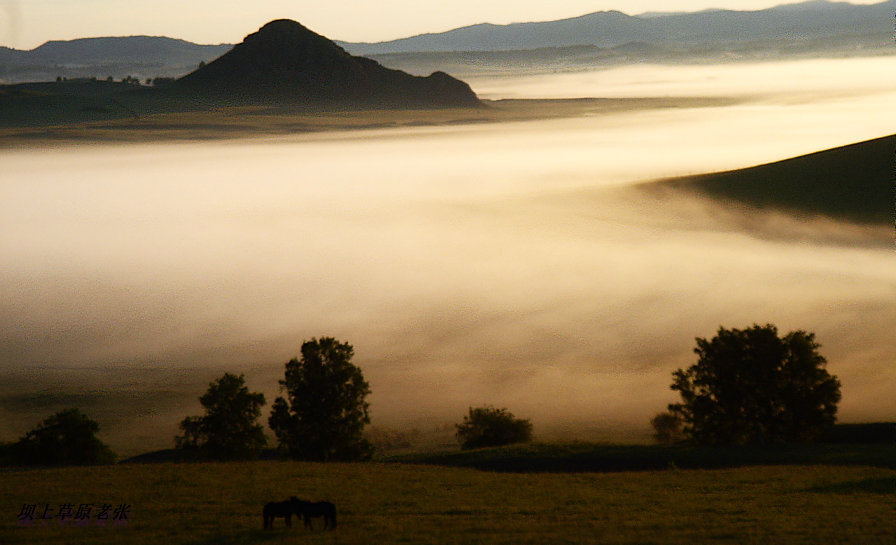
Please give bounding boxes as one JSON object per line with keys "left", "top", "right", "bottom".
{"left": 193, "top": 530, "right": 284, "bottom": 545}
{"left": 806, "top": 477, "right": 896, "bottom": 495}
{"left": 388, "top": 443, "right": 896, "bottom": 473}
{"left": 119, "top": 448, "right": 282, "bottom": 464}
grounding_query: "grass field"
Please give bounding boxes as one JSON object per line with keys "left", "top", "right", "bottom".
{"left": 3, "top": 458, "right": 895, "bottom": 544}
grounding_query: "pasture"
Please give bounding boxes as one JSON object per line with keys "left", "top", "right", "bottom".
{"left": 3, "top": 459, "right": 895, "bottom": 544}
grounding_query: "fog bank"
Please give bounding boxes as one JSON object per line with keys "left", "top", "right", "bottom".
{"left": 1, "top": 57, "right": 894, "bottom": 448}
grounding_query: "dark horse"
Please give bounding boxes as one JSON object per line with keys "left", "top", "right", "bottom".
{"left": 295, "top": 499, "right": 337, "bottom": 530}
{"left": 262, "top": 496, "right": 302, "bottom": 529}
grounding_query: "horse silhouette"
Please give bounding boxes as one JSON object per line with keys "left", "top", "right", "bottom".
{"left": 295, "top": 499, "right": 337, "bottom": 530}
{"left": 262, "top": 496, "right": 302, "bottom": 529}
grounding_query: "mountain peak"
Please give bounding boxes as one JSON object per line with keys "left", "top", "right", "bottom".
{"left": 178, "top": 19, "right": 480, "bottom": 107}
{"left": 259, "top": 18, "right": 312, "bottom": 32}
{"left": 248, "top": 19, "right": 337, "bottom": 49}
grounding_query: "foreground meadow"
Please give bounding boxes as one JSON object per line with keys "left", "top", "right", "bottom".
{"left": 3, "top": 461, "right": 895, "bottom": 544}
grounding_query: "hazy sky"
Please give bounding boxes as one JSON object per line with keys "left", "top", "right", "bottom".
{"left": 0, "top": 0, "right": 885, "bottom": 49}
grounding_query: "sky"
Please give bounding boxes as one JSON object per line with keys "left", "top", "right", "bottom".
{"left": 0, "top": 0, "right": 885, "bottom": 49}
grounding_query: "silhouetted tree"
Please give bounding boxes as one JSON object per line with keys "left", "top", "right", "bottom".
{"left": 669, "top": 324, "right": 841, "bottom": 445}
{"left": 268, "top": 337, "right": 373, "bottom": 461}
{"left": 175, "top": 373, "right": 267, "bottom": 460}
{"left": 650, "top": 411, "right": 685, "bottom": 445}
{"left": 4, "top": 408, "right": 115, "bottom": 466}
{"left": 455, "top": 406, "right": 533, "bottom": 449}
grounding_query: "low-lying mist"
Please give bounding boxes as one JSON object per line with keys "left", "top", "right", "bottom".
{"left": 1, "top": 57, "right": 894, "bottom": 452}
{"left": 467, "top": 57, "right": 896, "bottom": 102}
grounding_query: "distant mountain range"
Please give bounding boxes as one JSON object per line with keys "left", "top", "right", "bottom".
{"left": 0, "top": 37, "right": 230, "bottom": 83}
{"left": 338, "top": 0, "right": 894, "bottom": 54}
{"left": 0, "top": 0, "right": 892, "bottom": 84}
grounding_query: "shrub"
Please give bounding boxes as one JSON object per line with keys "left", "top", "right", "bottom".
{"left": 455, "top": 406, "right": 533, "bottom": 449}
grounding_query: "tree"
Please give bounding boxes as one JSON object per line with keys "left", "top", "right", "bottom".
{"left": 650, "top": 411, "right": 685, "bottom": 445}
{"left": 175, "top": 373, "right": 267, "bottom": 460}
{"left": 455, "top": 406, "right": 533, "bottom": 449}
{"left": 268, "top": 337, "right": 373, "bottom": 461}
{"left": 668, "top": 324, "right": 841, "bottom": 445}
{"left": 5, "top": 408, "right": 115, "bottom": 466}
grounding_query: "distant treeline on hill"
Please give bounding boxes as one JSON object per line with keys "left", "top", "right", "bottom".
{"left": 821, "top": 423, "right": 896, "bottom": 444}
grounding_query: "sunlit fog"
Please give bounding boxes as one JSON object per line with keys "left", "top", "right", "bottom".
{"left": 1, "top": 57, "right": 894, "bottom": 450}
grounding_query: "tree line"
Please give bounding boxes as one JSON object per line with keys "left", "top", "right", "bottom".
{"left": 1, "top": 324, "right": 847, "bottom": 467}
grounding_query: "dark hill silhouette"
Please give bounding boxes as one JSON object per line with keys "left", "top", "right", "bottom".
{"left": 176, "top": 19, "right": 480, "bottom": 107}
{"left": 648, "top": 134, "right": 895, "bottom": 225}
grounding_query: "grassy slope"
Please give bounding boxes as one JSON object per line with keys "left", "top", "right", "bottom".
{"left": 2, "top": 460, "right": 895, "bottom": 544}
{"left": 649, "top": 134, "right": 895, "bottom": 225}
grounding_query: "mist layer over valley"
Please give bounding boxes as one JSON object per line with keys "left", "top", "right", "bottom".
{"left": 1, "top": 57, "right": 894, "bottom": 454}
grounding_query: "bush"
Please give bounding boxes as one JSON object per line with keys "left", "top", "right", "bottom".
{"left": 455, "top": 406, "right": 533, "bottom": 449}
